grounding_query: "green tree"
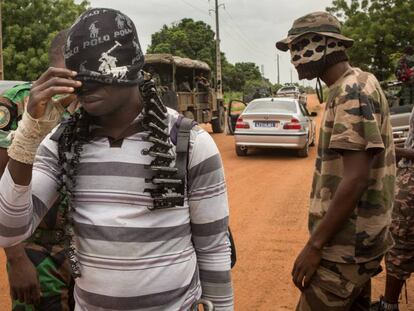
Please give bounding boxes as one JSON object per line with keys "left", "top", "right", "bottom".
{"left": 327, "top": 0, "right": 414, "bottom": 80}
{"left": 234, "top": 62, "right": 262, "bottom": 82}
{"left": 2, "top": 0, "right": 89, "bottom": 81}
{"left": 222, "top": 59, "right": 243, "bottom": 92}
{"left": 148, "top": 18, "right": 216, "bottom": 69}
{"left": 222, "top": 62, "right": 262, "bottom": 92}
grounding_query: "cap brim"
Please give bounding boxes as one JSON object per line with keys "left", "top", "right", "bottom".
{"left": 276, "top": 31, "right": 354, "bottom": 51}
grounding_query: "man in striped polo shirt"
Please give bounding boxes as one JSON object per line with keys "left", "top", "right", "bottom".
{"left": 0, "top": 8, "right": 233, "bottom": 311}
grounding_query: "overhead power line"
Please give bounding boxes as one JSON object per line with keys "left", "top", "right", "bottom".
{"left": 219, "top": 17, "right": 273, "bottom": 60}
{"left": 180, "top": 0, "right": 210, "bottom": 16}
{"left": 222, "top": 7, "right": 274, "bottom": 59}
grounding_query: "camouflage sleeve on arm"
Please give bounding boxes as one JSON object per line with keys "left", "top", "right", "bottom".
{"left": 329, "top": 83, "right": 385, "bottom": 152}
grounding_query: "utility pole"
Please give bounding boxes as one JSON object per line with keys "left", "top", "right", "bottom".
{"left": 0, "top": 1, "right": 3, "bottom": 80}
{"left": 276, "top": 53, "right": 280, "bottom": 85}
{"left": 214, "top": 0, "right": 224, "bottom": 100}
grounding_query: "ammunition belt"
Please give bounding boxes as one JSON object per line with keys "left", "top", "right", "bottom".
{"left": 26, "top": 228, "right": 65, "bottom": 245}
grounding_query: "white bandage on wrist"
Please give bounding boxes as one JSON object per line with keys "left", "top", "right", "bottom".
{"left": 7, "top": 102, "right": 65, "bottom": 164}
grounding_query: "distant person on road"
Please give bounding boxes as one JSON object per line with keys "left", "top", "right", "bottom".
{"left": 373, "top": 106, "right": 414, "bottom": 310}
{"left": 395, "top": 44, "right": 414, "bottom": 106}
{"left": 276, "top": 11, "right": 395, "bottom": 311}
{"left": 0, "top": 29, "right": 77, "bottom": 311}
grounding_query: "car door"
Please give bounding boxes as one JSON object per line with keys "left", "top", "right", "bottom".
{"left": 306, "top": 104, "right": 318, "bottom": 143}
{"left": 298, "top": 103, "right": 316, "bottom": 143}
{"left": 227, "top": 99, "right": 247, "bottom": 135}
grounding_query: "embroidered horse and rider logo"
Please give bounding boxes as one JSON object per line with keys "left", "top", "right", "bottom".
{"left": 66, "top": 35, "right": 72, "bottom": 51}
{"left": 89, "top": 21, "right": 99, "bottom": 38}
{"left": 115, "top": 14, "right": 126, "bottom": 29}
{"left": 98, "top": 41, "right": 128, "bottom": 79}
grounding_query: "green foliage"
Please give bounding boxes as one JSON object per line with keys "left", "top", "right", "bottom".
{"left": 243, "top": 79, "right": 272, "bottom": 95}
{"left": 223, "top": 62, "right": 262, "bottom": 92}
{"left": 223, "top": 91, "right": 243, "bottom": 104}
{"left": 148, "top": 18, "right": 216, "bottom": 69}
{"left": 2, "top": 0, "right": 89, "bottom": 81}
{"left": 327, "top": 0, "right": 414, "bottom": 81}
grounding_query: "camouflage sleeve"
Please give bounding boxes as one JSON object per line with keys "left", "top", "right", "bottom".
{"left": 0, "top": 97, "right": 18, "bottom": 149}
{"left": 329, "top": 83, "right": 385, "bottom": 152}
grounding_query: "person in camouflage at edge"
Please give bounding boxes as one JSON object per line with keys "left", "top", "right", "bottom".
{"left": 373, "top": 52, "right": 414, "bottom": 310}
{"left": 276, "top": 12, "right": 396, "bottom": 311}
{"left": 0, "top": 30, "right": 77, "bottom": 311}
{"left": 395, "top": 45, "right": 414, "bottom": 106}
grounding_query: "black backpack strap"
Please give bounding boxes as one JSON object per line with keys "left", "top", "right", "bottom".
{"left": 228, "top": 227, "right": 237, "bottom": 268}
{"left": 175, "top": 117, "right": 195, "bottom": 183}
{"left": 173, "top": 115, "right": 237, "bottom": 269}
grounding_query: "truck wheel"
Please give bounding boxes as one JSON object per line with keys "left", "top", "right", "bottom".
{"left": 212, "top": 105, "right": 225, "bottom": 133}
{"left": 236, "top": 145, "right": 248, "bottom": 156}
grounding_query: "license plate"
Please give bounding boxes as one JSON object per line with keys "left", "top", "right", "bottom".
{"left": 254, "top": 121, "right": 278, "bottom": 128}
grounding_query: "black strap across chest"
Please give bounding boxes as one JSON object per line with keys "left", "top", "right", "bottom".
{"left": 175, "top": 117, "right": 195, "bottom": 184}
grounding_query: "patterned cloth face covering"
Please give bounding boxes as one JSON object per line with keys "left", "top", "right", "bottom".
{"left": 289, "top": 34, "right": 346, "bottom": 67}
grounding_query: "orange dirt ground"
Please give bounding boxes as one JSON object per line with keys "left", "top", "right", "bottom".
{"left": 0, "top": 95, "right": 413, "bottom": 310}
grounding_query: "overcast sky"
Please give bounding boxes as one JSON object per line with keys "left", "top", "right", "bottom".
{"left": 81, "top": 0, "right": 334, "bottom": 86}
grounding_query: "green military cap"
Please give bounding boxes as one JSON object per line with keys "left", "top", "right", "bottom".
{"left": 276, "top": 11, "right": 354, "bottom": 51}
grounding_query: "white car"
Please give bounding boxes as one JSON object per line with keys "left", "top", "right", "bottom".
{"left": 227, "top": 97, "right": 317, "bottom": 157}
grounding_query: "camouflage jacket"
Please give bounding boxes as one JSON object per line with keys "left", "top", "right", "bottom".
{"left": 310, "top": 67, "right": 396, "bottom": 264}
{"left": 0, "top": 83, "right": 67, "bottom": 246}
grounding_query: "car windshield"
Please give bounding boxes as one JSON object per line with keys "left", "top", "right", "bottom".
{"left": 246, "top": 100, "right": 298, "bottom": 113}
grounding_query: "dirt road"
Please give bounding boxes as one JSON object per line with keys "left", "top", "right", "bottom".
{"left": 221, "top": 95, "right": 413, "bottom": 310}
{"left": 0, "top": 95, "right": 412, "bottom": 310}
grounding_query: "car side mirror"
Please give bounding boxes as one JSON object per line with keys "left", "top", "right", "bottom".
{"left": 310, "top": 112, "right": 318, "bottom": 117}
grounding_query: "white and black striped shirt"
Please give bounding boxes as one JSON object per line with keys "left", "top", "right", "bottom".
{"left": 0, "top": 108, "right": 233, "bottom": 310}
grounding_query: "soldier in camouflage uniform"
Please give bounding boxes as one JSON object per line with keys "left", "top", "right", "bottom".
{"left": 395, "top": 45, "right": 414, "bottom": 106}
{"left": 276, "top": 12, "right": 396, "bottom": 311}
{"left": 373, "top": 107, "right": 414, "bottom": 311}
{"left": 1, "top": 30, "right": 76, "bottom": 311}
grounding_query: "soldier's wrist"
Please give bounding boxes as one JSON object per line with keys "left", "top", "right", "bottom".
{"left": 307, "top": 239, "right": 324, "bottom": 252}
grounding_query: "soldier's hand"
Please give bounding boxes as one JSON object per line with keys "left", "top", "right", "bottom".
{"left": 8, "top": 254, "right": 41, "bottom": 305}
{"left": 292, "top": 242, "right": 322, "bottom": 291}
{"left": 27, "top": 67, "right": 81, "bottom": 119}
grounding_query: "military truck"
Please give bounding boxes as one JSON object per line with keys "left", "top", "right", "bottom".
{"left": 382, "top": 80, "right": 413, "bottom": 146}
{"left": 143, "top": 53, "right": 226, "bottom": 133}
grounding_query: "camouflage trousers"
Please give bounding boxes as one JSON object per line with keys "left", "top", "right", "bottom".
{"left": 385, "top": 167, "right": 414, "bottom": 281}
{"left": 9, "top": 243, "right": 74, "bottom": 311}
{"left": 296, "top": 257, "right": 383, "bottom": 311}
